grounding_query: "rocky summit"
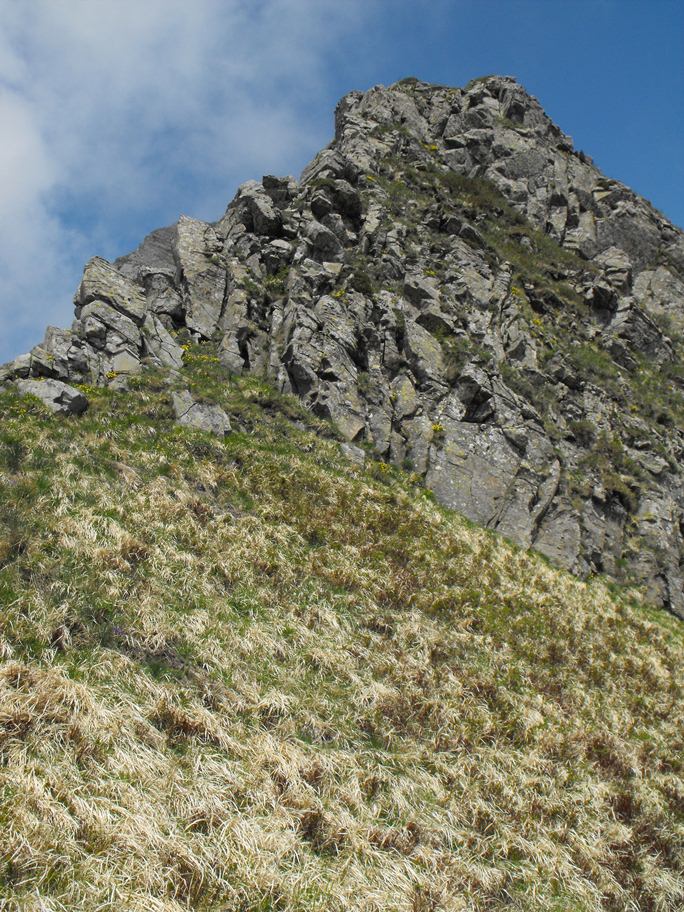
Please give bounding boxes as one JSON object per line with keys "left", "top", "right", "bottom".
{"left": 2, "top": 77, "right": 684, "bottom": 912}
{"left": 3, "top": 75, "right": 684, "bottom": 617}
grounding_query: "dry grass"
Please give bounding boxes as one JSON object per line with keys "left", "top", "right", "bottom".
{"left": 0, "top": 358, "right": 682, "bottom": 911}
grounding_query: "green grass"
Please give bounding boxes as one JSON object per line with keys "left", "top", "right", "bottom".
{"left": 567, "top": 343, "right": 620, "bottom": 388}
{"left": 0, "top": 356, "right": 682, "bottom": 911}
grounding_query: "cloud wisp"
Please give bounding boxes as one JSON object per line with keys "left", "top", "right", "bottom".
{"left": 0, "top": 0, "right": 368, "bottom": 362}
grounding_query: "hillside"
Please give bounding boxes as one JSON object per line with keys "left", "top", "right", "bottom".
{"left": 1, "top": 75, "right": 684, "bottom": 910}
{"left": 0, "top": 355, "right": 683, "bottom": 911}
{"left": 3, "top": 76, "right": 684, "bottom": 617}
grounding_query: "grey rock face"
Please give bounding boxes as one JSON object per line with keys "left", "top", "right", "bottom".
{"left": 15, "top": 379, "right": 88, "bottom": 415}
{"left": 143, "top": 314, "right": 184, "bottom": 370}
{"left": 172, "top": 390, "right": 231, "bottom": 436}
{"left": 3, "top": 75, "right": 684, "bottom": 617}
{"left": 77, "top": 257, "right": 147, "bottom": 323}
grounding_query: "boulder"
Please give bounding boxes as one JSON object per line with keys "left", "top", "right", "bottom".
{"left": 340, "top": 442, "right": 366, "bottom": 466}
{"left": 15, "top": 379, "right": 88, "bottom": 415}
{"left": 172, "top": 390, "right": 231, "bottom": 436}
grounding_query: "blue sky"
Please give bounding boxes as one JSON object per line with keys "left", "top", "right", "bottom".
{"left": 1, "top": 0, "right": 682, "bottom": 362}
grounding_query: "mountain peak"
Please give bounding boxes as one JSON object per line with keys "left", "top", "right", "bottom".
{"left": 3, "top": 77, "right": 684, "bottom": 616}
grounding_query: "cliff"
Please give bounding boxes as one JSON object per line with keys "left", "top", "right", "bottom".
{"left": 3, "top": 75, "right": 684, "bottom": 615}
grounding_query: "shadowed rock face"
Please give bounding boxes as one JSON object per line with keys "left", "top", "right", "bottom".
{"left": 3, "top": 75, "right": 684, "bottom": 616}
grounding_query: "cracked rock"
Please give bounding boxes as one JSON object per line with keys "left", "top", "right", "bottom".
{"left": 172, "top": 390, "right": 231, "bottom": 436}
{"left": 15, "top": 378, "right": 88, "bottom": 415}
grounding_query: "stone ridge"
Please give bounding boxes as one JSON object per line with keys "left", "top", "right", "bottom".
{"left": 3, "top": 75, "right": 684, "bottom": 616}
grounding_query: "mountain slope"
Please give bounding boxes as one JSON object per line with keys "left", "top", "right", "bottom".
{"left": 3, "top": 76, "right": 684, "bottom": 617}
{"left": 0, "top": 358, "right": 683, "bottom": 912}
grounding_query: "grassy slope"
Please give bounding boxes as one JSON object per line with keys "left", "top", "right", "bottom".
{"left": 0, "top": 349, "right": 682, "bottom": 912}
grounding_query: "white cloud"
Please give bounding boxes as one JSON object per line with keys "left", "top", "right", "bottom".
{"left": 0, "top": 0, "right": 368, "bottom": 361}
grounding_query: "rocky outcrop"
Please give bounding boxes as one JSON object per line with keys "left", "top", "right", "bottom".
{"left": 3, "top": 75, "right": 684, "bottom": 617}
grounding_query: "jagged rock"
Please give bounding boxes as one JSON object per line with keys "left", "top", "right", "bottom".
{"left": 115, "top": 225, "right": 178, "bottom": 282}
{"left": 172, "top": 390, "right": 231, "bottom": 436}
{"left": 143, "top": 314, "right": 184, "bottom": 370}
{"left": 3, "top": 75, "right": 684, "bottom": 617}
{"left": 78, "top": 300, "right": 142, "bottom": 351}
{"left": 633, "top": 266, "right": 684, "bottom": 331}
{"left": 544, "top": 354, "right": 582, "bottom": 390}
{"left": 77, "top": 257, "right": 146, "bottom": 323}
{"left": 313, "top": 179, "right": 362, "bottom": 220}
{"left": 500, "top": 307, "right": 537, "bottom": 368}
{"left": 404, "top": 275, "right": 439, "bottom": 306}
{"left": 456, "top": 366, "right": 495, "bottom": 422}
{"left": 403, "top": 320, "right": 445, "bottom": 383}
{"left": 311, "top": 191, "right": 334, "bottom": 220}
{"left": 605, "top": 298, "right": 671, "bottom": 361}
{"left": 0, "top": 353, "right": 31, "bottom": 382}
{"left": 218, "top": 331, "right": 245, "bottom": 375}
{"left": 306, "top": 220, "right": 344, "bottom": 262}
{"left": 534, "top": 503, "right": 582, "bottom": 569}
{"left": 460, "top": 223, "right": 485, "bottom": 247}
{"left": 426, "top": 424, "right": 520, "bottom": 529}
{"left": 263, "top": 239, "right": 293, "bottom": 273}
{"left": 175, "top": 217, "right": 226, "bottom": 339}
{"left": 594, "top": 246, "right": 633, "bottom": 293}
{"left": 262, "top": 174, "right": 297, "bottom": 207}
{"left": 230, "top": 180, "right": 283, "bottom": 237}
{"left": 391, "top": 374, "right": 418, "bottom": 420}
{"left": 28, "top": 327, "right": 74, "bottom": 379}
{"left": 15, "top": 379, "right": 88, "bottom": 415}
